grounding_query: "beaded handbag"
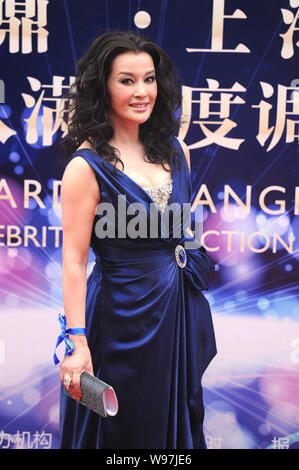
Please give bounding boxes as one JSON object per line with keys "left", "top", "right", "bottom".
{"left": 65, "top": 371, "right": 118, "bottom": 418}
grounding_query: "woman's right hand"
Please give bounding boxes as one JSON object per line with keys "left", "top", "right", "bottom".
{"left": 60, "top": 336, "right": 93, "bottom": 401}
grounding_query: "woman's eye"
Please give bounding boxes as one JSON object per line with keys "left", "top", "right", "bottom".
{"left": 120, "top": 76, "right": 156, "bottom": 85}
{"left": 120, "top": 78, "right": 133, "bottom": 84}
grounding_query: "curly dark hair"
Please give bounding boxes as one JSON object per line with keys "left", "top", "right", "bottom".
{"left": 57, "top": 30, "right": 183, "bottom": 174}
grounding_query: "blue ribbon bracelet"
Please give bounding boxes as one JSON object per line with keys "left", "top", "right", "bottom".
{"left": 53, "top": 313, "right": 87, "bottom": 365}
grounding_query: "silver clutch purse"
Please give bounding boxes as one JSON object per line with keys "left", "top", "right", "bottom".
{"left": 65, "top": 371, "right": 119, "bottom": 418}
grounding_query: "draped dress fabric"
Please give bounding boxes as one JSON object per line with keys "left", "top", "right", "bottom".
{"left": 59, "top": 138, "right": 217, "bottom": 449}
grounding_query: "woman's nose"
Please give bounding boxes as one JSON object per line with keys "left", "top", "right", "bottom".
{"left": 134, "top": 82, "right": 147, "bottom": 97}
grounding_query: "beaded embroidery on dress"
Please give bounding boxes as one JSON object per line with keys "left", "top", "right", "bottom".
{"left": 142, "top": 177, "right": 173, "bottom": 213}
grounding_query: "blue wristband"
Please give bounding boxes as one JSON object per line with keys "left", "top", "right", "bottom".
{"left": 53, "top": 313, "right": 87, "bottom": 365}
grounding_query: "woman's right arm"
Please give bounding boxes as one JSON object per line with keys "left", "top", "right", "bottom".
{"left": 59, "top": 155, "right": 100, "bottom": 401}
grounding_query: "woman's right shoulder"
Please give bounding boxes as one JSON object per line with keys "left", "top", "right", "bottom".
{"left": 64, "top": 141, "right": 95, "bottom": 174}
{"left": 66, "top": 140, "right": 95, "bottom": 164}
{"left": 61, "top": 142, "right": 100, "bottom": 198}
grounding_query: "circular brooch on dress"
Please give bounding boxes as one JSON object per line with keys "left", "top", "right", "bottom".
{"left": 175, "top": 244, "right": 187, "bottom": 268}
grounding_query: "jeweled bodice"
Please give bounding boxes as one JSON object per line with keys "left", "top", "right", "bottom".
{"left": 142, "top": 177, "right": 173, "bottom": 213}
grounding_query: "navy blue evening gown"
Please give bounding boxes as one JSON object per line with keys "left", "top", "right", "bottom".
{"left": 59, "top": 137, "right": 217, "bottom": 449}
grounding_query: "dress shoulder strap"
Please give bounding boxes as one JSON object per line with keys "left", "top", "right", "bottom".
{"left": 172, "top": 137, "right": 191, "bottom": 179}
{"left": 64, "top": 148, "right": 116, "bottom": 190}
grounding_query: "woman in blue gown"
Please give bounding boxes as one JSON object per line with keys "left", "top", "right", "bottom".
{"left": 57, "top": 30, "right": 217, "bottom": 449}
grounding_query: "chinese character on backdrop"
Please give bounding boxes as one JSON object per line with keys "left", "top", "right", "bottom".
{"left": 0, "top": 0, "right": 49, "bottom": 53}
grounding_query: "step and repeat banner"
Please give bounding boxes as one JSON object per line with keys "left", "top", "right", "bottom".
{"left": 0, "top": 0, "right": 298, "bottom": 450}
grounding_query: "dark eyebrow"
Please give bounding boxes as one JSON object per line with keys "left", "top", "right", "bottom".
{"left": 118, "top": 70, "right": 155, "bottom": 76}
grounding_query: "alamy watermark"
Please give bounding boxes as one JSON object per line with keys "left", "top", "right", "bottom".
{"left": 0, "top": 80, "right": 5, "bottom": 104}
{"left": 94, "top": 196, "right": 204, "bottom": 249}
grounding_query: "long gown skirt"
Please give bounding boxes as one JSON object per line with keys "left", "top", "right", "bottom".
{"left": 59, "top": 139, "right": 217, "bottom": 449}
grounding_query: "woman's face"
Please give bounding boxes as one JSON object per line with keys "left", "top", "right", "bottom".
{"left": 106, "top": 51, "right": 157, "bottom": 127}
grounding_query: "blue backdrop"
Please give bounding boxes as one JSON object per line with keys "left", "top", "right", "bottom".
{"left": 0, "top": 0, "right": 298, "bottom": 449}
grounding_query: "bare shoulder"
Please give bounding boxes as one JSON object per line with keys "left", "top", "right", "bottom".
{"left": 175, "top": 136, "right": 191, "bottom": 173}
{"left": 63, "top": 140, "right": 96, "bottom": 179}
{"left": 62, "top": 141, "right": 100, "bottom": 201}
